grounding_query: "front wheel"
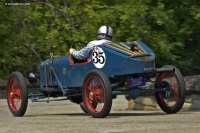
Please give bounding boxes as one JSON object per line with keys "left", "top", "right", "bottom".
{"left": 7, "top": 71, "right": 28, "bottom": 116}
{"left": 155, "top": 65, "right": 186, "bottom": 114}
{"left": 82, "top": 70, "right": 112, "bottom": 118}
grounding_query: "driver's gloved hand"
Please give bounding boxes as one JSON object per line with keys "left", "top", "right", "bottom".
{"left": 69, "top": 48, "right": 76, "bottom": 55}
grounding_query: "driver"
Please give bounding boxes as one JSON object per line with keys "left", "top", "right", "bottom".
{"left": 69, "top": 26, "right": 113, "bottom": 60}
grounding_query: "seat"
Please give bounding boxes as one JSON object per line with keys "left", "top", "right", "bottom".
{"left": 68, "top": 54, "right": 89, "bottom": 65}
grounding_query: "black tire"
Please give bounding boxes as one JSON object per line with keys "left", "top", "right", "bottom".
{"left": 7, "top": 71, "right": 28, "bottom": 116}
{"left": 125, "top": 95, "right": 131, "bottom": 101}
{"left": 80, "top": 102, "right": 88, "bottom": 113}
{"left": 82, "top": 70, "right": 112, "bottom": 118}
{"left": 155, "top": 65, "right": 186, "bottom": 114}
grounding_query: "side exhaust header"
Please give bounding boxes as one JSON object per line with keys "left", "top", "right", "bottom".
{"left": 154, "top": 68, "right": 175, "bottom": 73}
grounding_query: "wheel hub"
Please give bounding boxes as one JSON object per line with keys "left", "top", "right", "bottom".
{"left": 89, "top": 92, "right": 94, "bottom": 100}
{"left": 160, "top": 81, "right": 173, "bottom": 99}
{"left": 10, "top": 92, "right": 14, "bottom": 98}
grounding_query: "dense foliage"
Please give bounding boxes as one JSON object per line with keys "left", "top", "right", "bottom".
{"left": 0, "top": 0, "right": 200, "bottom": 79}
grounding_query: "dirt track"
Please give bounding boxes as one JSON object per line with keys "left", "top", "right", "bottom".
{"left": 0, "top": 96, "right": 200, "bottom": 133}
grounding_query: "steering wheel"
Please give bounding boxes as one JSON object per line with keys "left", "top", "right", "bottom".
{"left": 71, "top": 41, "right": 87, "bottom": 49}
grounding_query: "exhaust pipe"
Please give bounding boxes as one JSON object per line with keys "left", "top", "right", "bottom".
{"left": 154, "top": 68, "right": 175, "bottom": 73}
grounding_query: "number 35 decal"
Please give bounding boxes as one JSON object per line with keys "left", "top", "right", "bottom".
{"left": 92, "top": 46, "right": 106, "bottom": 68}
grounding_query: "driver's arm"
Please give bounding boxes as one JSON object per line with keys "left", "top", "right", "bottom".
{"left": 70, "top": 45, "right": 93, "bottom": 60}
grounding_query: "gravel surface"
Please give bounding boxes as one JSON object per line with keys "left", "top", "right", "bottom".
{"left": 0, "top": 96, "right": 200, "bottom": 133}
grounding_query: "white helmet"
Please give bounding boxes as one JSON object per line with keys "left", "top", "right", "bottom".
{"left": 97, "top": 26, "right": 113, "bottom": 40}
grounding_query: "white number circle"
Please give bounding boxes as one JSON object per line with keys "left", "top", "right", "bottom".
{"left": 92, "top": 46, "right": 106, "bottom": 68}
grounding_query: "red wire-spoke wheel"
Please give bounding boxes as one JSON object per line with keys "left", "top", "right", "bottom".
{"left": 155, "top": 65, "right": 186, "bottom": 114}
{"left": 7, "top": 71, "right": 28, "bottom": 116}
{"left": 83, "top": 70, "right": 112, "bottom": 118}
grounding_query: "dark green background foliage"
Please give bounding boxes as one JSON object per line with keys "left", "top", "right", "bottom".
{"left": 0, "top": 0, "right": 200, "bottom": 79}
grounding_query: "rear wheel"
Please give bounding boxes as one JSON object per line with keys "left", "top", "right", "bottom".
{"left": 155, "top": 65, "right": 186, "bottom": 114}
{"left": 7, "top": 71, "right": 28, "bottom": 116}
{"left": 82, "top": 70, "right": 112, "bottom": 118}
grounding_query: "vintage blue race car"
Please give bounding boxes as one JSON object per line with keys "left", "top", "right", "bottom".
{"left": 6, "top": 41, "right": 186, "bottom": 118}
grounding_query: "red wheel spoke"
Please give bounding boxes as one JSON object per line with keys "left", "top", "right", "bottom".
{"left": 91, "top": 99, "right": 98, "bottom": 109}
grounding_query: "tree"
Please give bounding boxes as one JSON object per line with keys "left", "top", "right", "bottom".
{"left": 0, "top": 0, "right": 200, "bottom": 79}
{"left": 145, "top": 0, "right": 200, "bottom": 75}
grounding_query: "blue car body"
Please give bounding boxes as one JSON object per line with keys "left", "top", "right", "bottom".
{"left": 39, "top": 41, "right": 155, "bottom": 90}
